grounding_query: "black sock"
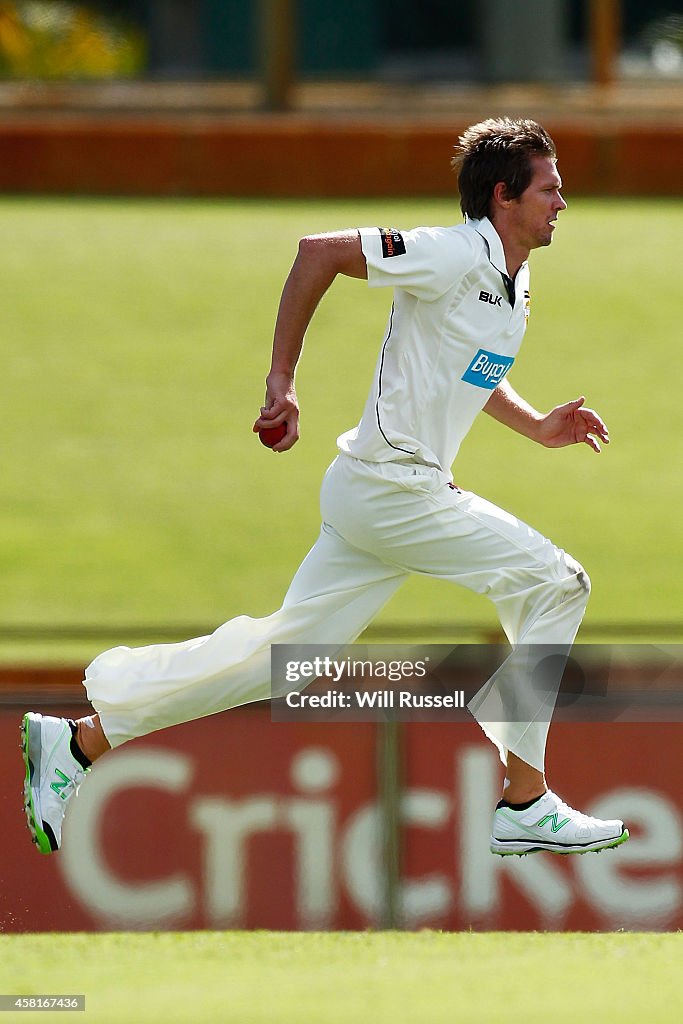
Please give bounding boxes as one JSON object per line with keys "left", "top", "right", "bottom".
{"left": 68, "top": 720, "right": 92, "bottom": 769}
{"left": 496, "top": 793, "right": 545, "bottom": 812}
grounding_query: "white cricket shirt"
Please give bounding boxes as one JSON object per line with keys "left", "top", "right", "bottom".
{"left": 337, "top": 217, "right": 531, "bottom": 474}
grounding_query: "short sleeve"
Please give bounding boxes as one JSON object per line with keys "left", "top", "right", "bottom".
{"left": 359, "top": 225, "right": 478, "bottom": 302}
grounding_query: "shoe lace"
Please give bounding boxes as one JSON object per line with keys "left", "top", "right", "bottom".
{"left": 58, "top": 763, "right": 87, "bottom": 799}
{"left": 548, "top": 792, "right": 600, "bottom": 826}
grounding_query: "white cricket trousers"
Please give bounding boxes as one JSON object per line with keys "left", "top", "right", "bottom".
{"left": 85, "top": 455, "right": 590, "bottom": 770}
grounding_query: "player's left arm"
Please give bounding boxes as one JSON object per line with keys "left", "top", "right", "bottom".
{"left": 484, "top": 379, "right": 609, "bottom": 453}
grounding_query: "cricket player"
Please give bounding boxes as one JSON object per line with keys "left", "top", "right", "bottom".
{"left": 22, "top": 118, "right": 628, "bottom": 858}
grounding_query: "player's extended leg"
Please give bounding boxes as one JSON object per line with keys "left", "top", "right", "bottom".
{"left": 85, "top": 523, "right": 406, "bottom": 746}
{"left": 22, "top": 522, "right": 407, "bottom": 852}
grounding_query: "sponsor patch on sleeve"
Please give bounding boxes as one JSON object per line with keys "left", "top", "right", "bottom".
{"left": 379, "top": 227, "right": 406, "bottom": 258}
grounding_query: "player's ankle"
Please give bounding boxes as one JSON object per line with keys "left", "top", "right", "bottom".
{"left": 75, "top": 716, "right": 110, "bottom": 763}
{"left": 497, "top": 790, "right": 546, "bottom": 810}
{"left": 502, "top": 786, "right": 547, "bottom": 806}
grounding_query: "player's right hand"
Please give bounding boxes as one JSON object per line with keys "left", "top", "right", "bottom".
{"left": 252, "top": 372, "right": 300, "bottom": 452}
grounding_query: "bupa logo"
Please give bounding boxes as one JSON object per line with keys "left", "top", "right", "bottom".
{"left": 461, "top": 348, "right": 514, "bottom": 390}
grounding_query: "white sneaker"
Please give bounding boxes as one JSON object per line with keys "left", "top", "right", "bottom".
{"left": 490, "top": 789, "right": 629, "bottom": 856}
{"left": 21, "top": 713, "right": 89, "bottom": 854}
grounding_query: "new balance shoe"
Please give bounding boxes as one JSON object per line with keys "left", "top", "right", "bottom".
{"left": 21, "top": 713, "right": 89, "bottom": 854}
{"left": 490, "top": 789, "right": 629, "bottom": 856}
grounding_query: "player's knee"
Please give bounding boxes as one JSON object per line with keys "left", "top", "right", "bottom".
{"left": 559, "top": 551, "right": 591, "bottom": 601}
{"left": 576, "top": 566, "right": 591, "bottom": 596}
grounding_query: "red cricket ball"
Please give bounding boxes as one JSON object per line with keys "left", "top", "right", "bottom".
{"left": 258, "top": 422, "right": 287, "bottom": 448}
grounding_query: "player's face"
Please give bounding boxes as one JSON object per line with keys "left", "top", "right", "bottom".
{"left": 511, "top": 155, "right": 567, "bottom": 250}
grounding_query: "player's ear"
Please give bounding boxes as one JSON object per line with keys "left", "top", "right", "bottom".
{"left": 492, "top": 181, "right": 512, "bottom": 208}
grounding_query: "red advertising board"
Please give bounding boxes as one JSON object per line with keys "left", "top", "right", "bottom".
{"left": 2, "top": 704, "right": 681, "bottom": 932}
{"left": 403, "top": 722, "right": 683, "bottom": 931}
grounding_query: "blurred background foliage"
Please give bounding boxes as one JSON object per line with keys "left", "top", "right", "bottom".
{"left": 0, "top": 0, "right": 144, "bottom": 78}
{"left": 1, "top": 1, "right": 682, "bottom": 83}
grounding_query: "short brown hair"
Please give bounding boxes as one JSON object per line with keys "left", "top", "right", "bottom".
{"left": 452, "top": 118, "right": 557, "bottom": 220}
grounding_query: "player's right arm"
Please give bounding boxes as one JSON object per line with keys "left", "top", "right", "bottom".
{"left": 484, "top": 379, "right": 609, "bottom": 453}
{"left": 253, "top": 231, "right": 367, "bottom": 452}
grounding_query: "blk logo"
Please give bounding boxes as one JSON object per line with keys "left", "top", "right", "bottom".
{"left": 479, "top": 290, "right": 502, "bottom": 307}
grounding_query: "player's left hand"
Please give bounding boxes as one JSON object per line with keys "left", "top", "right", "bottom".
{"left": 538, "top": 396, "right": 610, "bottom": 453}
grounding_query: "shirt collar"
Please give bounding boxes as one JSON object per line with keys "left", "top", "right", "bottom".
{"left": 466, "top": 215, "right": 511, "bottom": 278}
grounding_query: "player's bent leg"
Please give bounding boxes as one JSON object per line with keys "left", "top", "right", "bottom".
{"left": 324, "top": 461, "right": 591, "bottom": 772}
{"left": 431, "top": 490, "right": 591, "bottom": 773}
{"left": 322, "top": 459, "right": 629, "bottom": 856}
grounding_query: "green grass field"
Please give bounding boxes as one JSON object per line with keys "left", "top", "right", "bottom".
{"left": 1, "top": 197, "right": 681, "bottom": 662}
{"left": 0, "top": 931, "right": 681, "bottom": 1023}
